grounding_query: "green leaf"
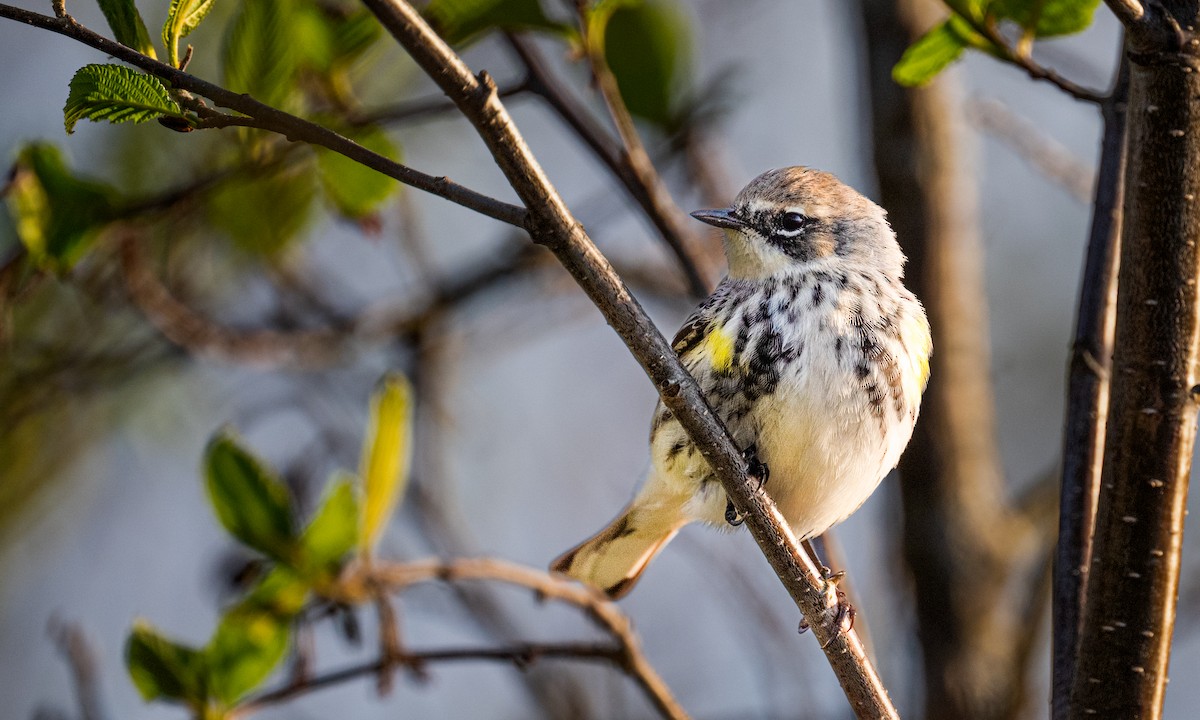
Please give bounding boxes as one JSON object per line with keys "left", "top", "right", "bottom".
{"left": 316, "top": 127, "right": 399, "bottom": 219}
{"left": 64, "top": 64, "right": 185, "bottom": 134}
{"left": 125, "top": 622, "right": 207, "bottom": 704}
{"left": 205, "top": 602, "right": 290, "bottom": 704}
{"left": 992, "top": 0, "right": 1102, "bottom": 37}
{"left": 892, "top": 19, "right": 968, "bottom": 86}
{"left": 359, "top": 373, "right": 413, "bottom": 553}
{"left": 246, "top": 565, "right": 310, "bottom": 616}
{"left": 206, "top": 162, "right": 317, "bottom": 255}
{"left": 163, "top": 0, "right": 219, "bottom": 66}
{"left": 944, "top": 0, "right": 986, "bottom": 21}
{"left": 424, "top": 0, "right": 568, "bottom": 45}
{"left": 204, "top": 432, "right": 298, "bottom": 561}
{"left": 222, "top": 0, "right": 300, "bottom": 111}
{"left": 300, "top": 473, "right": 360, "bottom": 580}
{"left": 602, "top": 0, "right": 691, "bottom": 130}
{"left": 97, "top": 0, "right": 157, "bottom": 57}
{"left": 5, "top": 143, "right": 118, "bottom": 271}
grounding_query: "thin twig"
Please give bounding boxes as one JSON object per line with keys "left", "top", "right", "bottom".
{"left": 0, "top": 3, "right": 526, "bottom": 227}
{"left": 506, "top": 34, "right": 711, "bottom": 299}
{"left": 963, "top": 13, "right": 1106, "bottom": 103}
{"left": 238, "top": 641, "right": 624, "bottom": 715}
{"left": 358, "top": 1, "right": 897, "bottom": 716}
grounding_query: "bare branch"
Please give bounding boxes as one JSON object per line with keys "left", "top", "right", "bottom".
{"left": 506, "top": 34, "right": 712, "bottom": 298}
{"left": 0, "top": 3, "right": 527, "bottom": 227}
{"left": 1052, "top": 46, "right": 1128, "bottom": 720}
{"left": 357, "top": 1, "right": 897, "bottom": 716}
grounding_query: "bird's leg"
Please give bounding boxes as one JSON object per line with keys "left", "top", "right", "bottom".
{"left": 797, "top": 538, "right": 854, "bottom": 640}
{"left": 725, "top": 445, "right": 770, "bottom": 526}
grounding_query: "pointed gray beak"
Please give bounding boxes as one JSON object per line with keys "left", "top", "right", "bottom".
{"left": 690, "top": 208, "right": 748, "bottom": 230}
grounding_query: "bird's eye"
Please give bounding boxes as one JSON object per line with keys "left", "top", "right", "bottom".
{"left": 780, "top": 212, "right": 808, "bottom": 233}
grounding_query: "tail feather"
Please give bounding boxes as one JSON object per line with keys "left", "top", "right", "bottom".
{"left": 551, "top": 502, "right": 685, "bottom": 599}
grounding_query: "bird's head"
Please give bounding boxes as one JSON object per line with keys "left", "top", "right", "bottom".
{"left": 691, "top": 166, "right": 904, "bottom": 281}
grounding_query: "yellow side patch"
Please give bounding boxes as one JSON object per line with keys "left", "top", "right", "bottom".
{"left": 902, "top": 314, "right": 933, "bottom": 404}
{"left": 703, "top": 327, "right": 736, "bottom": 373}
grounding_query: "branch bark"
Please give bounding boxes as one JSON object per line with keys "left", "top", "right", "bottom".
{"left": 356, "top": 0, "right": 898, "bottom": 716}
{"left": 1052, "top": 45, "right": 1128, "bottom": 720}
{"left": 1070, "top": 4, "right": 1200, "bottom": 716}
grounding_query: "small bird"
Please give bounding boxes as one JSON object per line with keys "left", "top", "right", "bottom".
{"left": 551, "top": 166, "right": 931, "bottom": 599}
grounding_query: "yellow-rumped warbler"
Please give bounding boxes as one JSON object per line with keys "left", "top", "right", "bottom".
{"left": 552, "top": 166, "right": 931, "bottom": 598}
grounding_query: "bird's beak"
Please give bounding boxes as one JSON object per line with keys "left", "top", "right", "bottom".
{"left": 690, "top": 208, "right": 748, "bottom": 230}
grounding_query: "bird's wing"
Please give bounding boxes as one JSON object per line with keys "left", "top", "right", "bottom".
{"left": 671, "top": 309, "right": 713, "bottom": 357}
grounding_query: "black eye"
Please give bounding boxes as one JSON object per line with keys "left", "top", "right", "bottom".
{"left": 780, "top": 212, "right": 808, "bottom": 233}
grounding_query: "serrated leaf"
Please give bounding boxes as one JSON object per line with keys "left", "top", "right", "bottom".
{"left": 300, "top": 474, "right": 360, "bottom": 580}
{"left": 163, "top": 0, "right": 219, "bottom": 66}
{"left": 602, "top": 0, "right": 690, "bottom": 130}
{"left": 5, "top": 143, "right": 118, "bottom": 271}
{"left": 893, "top": 19, "right": 968, "bottom": 86}
{"left": 97, "top": 0, "right": 157, "bottom": 57}
{"left": 125, "top": 622, "right": 207, "bottom": 704}
{"left": 205, "top": 602, "right": 290, "bottom": 705}
{"left": 206, "top": 162, "right": 316, "bottom": 255}
{"left": 424, "top": 0, "right": 568, "bottom": 45}
{"left": 993, "top": 0, "right": 1101, "bottom": 37}
{"left": 359, "top": 373, "right": 413, "bottom": 553}
{"left": 222, "top": 0, "right": 299, "bottom": 111}
{"left": 204, "top": 432, "right": 298, "bottom": 561}
{"left": 65, "top": 64, "right": 185, "bottom": 134}
{"left": 316, "top": 127, "right": 399, "bottom": 219}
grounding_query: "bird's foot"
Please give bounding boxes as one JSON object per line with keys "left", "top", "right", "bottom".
{"left": 725, "top": 446, "right": 769, "bottom": 527}
{"left": 743, "top": 443, "right": 769, "bottom": 491}
{"left": 797, "top": 575, "right": 855, "bottom": 644}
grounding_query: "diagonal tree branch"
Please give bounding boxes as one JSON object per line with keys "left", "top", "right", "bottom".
{"left": 355, "top": 0, "right": 897, "bottom": 716}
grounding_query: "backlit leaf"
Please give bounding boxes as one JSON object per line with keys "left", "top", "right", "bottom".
{"left": 205, "top": 602, "right": 290, "bottom": 705}
{"left": 206, "top": 161, "right": 316, "bottom": 255}
{"left": 5, "top": 143, "right": 118, "bottom": 271}
{"left": 892, "top": 19, "right": 968, "bottom": 86}
{"left": 359, "top": 373, "right": 413, "bottom": 553}
{"left": 65, "top": 64, "right": 185, "bottom": 133}
{"left": 222, "top": 0, "right": 300, "bottom": 111}
{"left": 96, "top": 0, "right": 157, "bottom": 57}
{"left": 300, "top": 473, "right": 359, "bottom": 581}
{"left": 163, "top": 0, "right": 219, "bottom": 66}
{"left": 992, "top": 0, "right": 1102, "bottom": 37}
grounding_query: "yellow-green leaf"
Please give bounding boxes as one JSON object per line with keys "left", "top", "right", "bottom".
{"left": 163, "top": 0, "right": 219, "bottom": 66}
{"left": 993, "top": 0, "right": 1102, "bottom": 37}
{"left": 424, "top": 0, "right": 569, "bottom": 45}
{"left": 97, "top": 0, "right": 157, "bottom": 57}
{"left": 359, "top": 373, "right": 413, "bottom": 552}
{"left": 893, "top": 19, "right": 968, "bottom": 87}
{"left": 205, "top": 602, "right": 290, "bottom": 705}
{"left": 65, "top": 64, "right": 185, "bottom": 134}
{"left": 300, "top": 473, "right": 359, "bottom": 581}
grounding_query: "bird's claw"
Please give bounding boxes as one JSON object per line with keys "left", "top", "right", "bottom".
{"left": 797, "top": 589, "right": 855, "bottom": 645}
{"left": 742, "top": 444, "right": 769, "bottom": 491}
{"left": 724, "top": 500, "right": 745, "bottom": 526}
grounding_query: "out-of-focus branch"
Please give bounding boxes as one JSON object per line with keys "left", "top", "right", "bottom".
{"left": 0, "top": 4, "right": 527, "bottom": 227}
{"left": 358, "top": 1, "right": 898, "bottom": 716}
{"left": 506, "top": 34, "right": 711, "bottom": 298}
{"left": 860, "top": 0, "right": 1047, "bottom": 718}
{"left": 49, "top": 620, "right": 108, "bottom": 720}
{"left": 1052, "top": 47, "right": 1127, "bottom": 720}
{"left": 249, "top": 557, "right": 688, "bottom": 720}
{"left": 967, "top": 97, "right": 1094, "bottom": 203}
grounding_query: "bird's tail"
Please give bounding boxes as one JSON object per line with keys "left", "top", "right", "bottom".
{"left": 551, "top": 498, "right": 686, "bottom": 599}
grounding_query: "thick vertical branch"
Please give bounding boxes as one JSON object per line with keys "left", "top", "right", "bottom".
{"left": 859, "top": 0, "right": 1029, "bottom": 718}
{"left": 1071, "top": 4, "right": 1200, "bottom": 716}
{"left": 1052, "top": 47, "right": 1128, "bottom": 720}
{"left": 357, "top": 0, "right": 899, "bottom": 715}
